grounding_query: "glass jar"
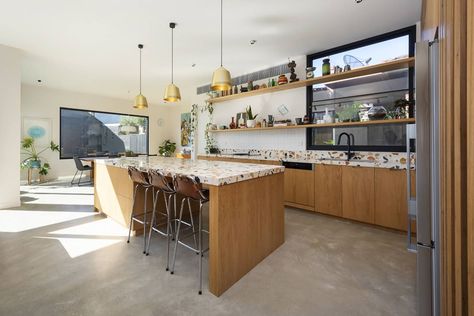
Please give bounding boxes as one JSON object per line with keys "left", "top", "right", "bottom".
{"left": 322, "top": 58, "right": 331, "bottom": 76}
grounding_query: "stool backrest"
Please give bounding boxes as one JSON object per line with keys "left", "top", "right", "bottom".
{"left": 173, "top": 174, "right": 206, "bottom": 201}
{"left": 128, "top": 166, "right": 149, "bottom": 186}
{"left": 148, "top": 170, "right": 175, "bottom": 193}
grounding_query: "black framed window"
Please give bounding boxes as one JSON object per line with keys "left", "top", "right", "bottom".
{"left": 306, "top": 26, "right": 416, "bottom": 152}
{"left": 59, "top": 107, "right": 149, "bottom": 159}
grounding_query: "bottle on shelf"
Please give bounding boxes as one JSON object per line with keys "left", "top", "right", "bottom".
{"left": 229, "top": 117, "right": 236, "bottom": 129}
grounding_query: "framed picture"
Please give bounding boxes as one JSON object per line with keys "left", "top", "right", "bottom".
{"left": 22, "top": 117, "right": 52, "bottom": 146}
{"left": 236, "top": 112, "right": 247, "bottom": 127}
{"left": 180, "top": 112, "right": 191, "bottom": 147}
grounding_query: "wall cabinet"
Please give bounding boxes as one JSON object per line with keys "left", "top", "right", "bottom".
{"left": 341, "top": 166, "right": 375, "bottom": 224}
{"left": 314, "top": 164, "right": 342, "bottom": 216}
{"left": 284, "top": 168, "right": 314, "bottom": 210}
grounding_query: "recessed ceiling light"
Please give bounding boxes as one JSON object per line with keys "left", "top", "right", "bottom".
{"left": 355, "top": 0, "right": 363, "bottom": 3}
{"left": 250, "top": 40, "right": 257, "bottom": 45}
{"left": 192, "top": 63, "right": 196, "bottom": 67}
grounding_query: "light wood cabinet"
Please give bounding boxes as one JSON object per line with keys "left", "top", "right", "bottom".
{"left": 374, "top": 168, "right": 408, "bottom": 231}
{"left": 314, "top": 164, "right": 342, "bottom": 216}
{"left": 284, "top": 168, "right": 314, "bottom": 210}
{"left": 342, "top": 166, "right": 375, "bottom": 224}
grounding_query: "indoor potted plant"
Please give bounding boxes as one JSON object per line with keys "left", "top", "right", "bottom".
{"left": 159, "top": 139, "right": 176, "bottom": 157}
{"left": 246, "top": 105, "right": 258, "bottom": 128}
{"left": 20, "top": 137, "right": 59, "bottom": 181}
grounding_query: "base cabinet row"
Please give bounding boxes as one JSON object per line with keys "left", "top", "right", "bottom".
{"left": 314, "top": 165, "right": 415, "bottom": 230}
{"left": 198, "top": 156, "right": 414, "bottom": 231}
{"left": 286, "top": 164, "right": 415, "bottom": 231}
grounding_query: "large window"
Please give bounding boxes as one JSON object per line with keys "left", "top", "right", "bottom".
{"left": 306, "top": 26, "right": 416, "bottom": 152}
{"left": 60, "top": 108, "right": 149, "bottom": 159}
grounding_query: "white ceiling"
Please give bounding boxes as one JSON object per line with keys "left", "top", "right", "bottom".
{"left": 0, "top": 0, "right": 421, "bottom": 105}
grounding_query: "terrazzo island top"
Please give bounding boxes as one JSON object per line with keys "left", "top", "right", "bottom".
{"left": 95, "top": 156, "right": 284, "bottom": 186}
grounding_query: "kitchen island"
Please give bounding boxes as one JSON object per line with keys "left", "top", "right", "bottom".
{"left": 93, "top": 156, "right": 285, "bottom": 297}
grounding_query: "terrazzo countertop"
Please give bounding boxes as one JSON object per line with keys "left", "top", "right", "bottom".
{"left": 95, "top": 156, "right": 284, "bottom": 186}
{"left": 199, "top": 149, "right": 416, "bottom": 170}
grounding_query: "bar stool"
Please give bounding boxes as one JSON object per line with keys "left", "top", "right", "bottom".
{"left": 126, "top": 166, "right": 152, "bottom": 254}
{"left": 170, "top": 174, "right": 209, "bottom": 295}
{"left": 145, "top": 170, "right": 176, "bottom": 271}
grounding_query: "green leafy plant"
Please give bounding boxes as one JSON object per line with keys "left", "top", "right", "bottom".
{"left": 159, "top": 140, "right": 176, "bottom": 157}
{"left": 20, "top": 137, "right": 59, "bottom": 176}
{"left": 201, "top": 102, "right": 218, "bottom": 154}
{"left": 246, "top": 105, "right": 258, "bottom": 120}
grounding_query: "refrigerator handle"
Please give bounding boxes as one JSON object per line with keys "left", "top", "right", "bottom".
{"left": 406, "top": 124, "right": 417, "bottom": 252}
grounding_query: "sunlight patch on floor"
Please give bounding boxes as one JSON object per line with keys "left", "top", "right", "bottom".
{"left": 49, "top": 218, "right": 129, "bottom": 237}
{"left": 35, "top": 236, "right": 121, "bottom": 258}
{"left": 0, "top": 210, "right": 95, "bottom": 232}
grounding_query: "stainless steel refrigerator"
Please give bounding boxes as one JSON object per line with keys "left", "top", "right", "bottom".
{"left": 409, "top": 39, "right": 440, "bottom": 316}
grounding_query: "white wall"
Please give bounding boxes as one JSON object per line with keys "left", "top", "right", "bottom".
{"left": 186, "top": 55, "right": 308, "bottom": 154}
{"left": 20, "top": 84, "right": 173, "bottom": 180}
{"left": 0, "top": 45, "right": 21, "bottom": 208}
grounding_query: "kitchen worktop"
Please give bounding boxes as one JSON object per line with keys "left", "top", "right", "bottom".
{"left": 95, "top": 156, "right": 284, "bottom": 186}
{"left": 200, "top": 148, "right": 416, "bottom": 169}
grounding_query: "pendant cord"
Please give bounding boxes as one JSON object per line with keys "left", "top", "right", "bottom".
{"left": 171, "top": 26, "right": 174, "bottom": 84}
{"left": 139, "top": 47, "right": 142, "bottom": 94}
{"left": 220, "top": 0, "right": 223, "bottom": 67}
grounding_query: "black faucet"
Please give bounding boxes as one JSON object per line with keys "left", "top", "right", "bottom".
{"left": 337, "top": 132, "right": 355, "bottom": 161}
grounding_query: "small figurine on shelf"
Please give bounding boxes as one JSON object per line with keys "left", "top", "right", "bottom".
{"left": 229, "top": 117, "right": 236, "bottom": 129}
{"left": 271, "top": 78, "right": 276, "bottom": 87}
{"left": 277, "top": 74, "right": 288, "bottom": 85}
{"left": 248, "top": 81, "right": 253, "bottom": 91}
{"left": 233, "top": 85, "right": 238, "bottom": 94}
{"left": 288, "top": 60, "right": 299, "bottom": 82}
{"left": 306, "top": 66, "right": 316, "bottom": 79}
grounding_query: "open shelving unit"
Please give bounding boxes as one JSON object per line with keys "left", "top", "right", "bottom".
{"left": 206, "top": 57, "right": 415, "bottom": 104}
{"left": 207, "top": 118, "right": 415, "bottom": 133}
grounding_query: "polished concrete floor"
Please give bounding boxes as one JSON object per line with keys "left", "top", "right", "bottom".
{"left": 0, "top": 181, "right": 416, "bottom": 316}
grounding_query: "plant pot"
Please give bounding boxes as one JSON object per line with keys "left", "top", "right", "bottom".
{"left": 29, "top": 160, "right": 41, "bottom": 169}
{"left": 246, "top": 119, "right": 256, "bottom": 128}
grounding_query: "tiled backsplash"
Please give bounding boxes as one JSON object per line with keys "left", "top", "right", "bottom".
{"left": 201, "top": 148, "right": 416, "bottom": 170}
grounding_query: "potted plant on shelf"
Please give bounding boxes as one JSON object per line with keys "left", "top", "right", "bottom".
{"left": 20, "top": 137, "right": 59, "bottom": 183}
{"left": 159, "top": 139, "right": 177, "bottom": 157}
{"left": 246, "top": 105, "right": 258, "bottom": 128}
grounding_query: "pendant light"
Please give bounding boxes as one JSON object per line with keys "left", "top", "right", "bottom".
{"left": 134, "top": 44, "right": 148, "bottom": 109}
{"left": 164, "top": 22, "right": 181, "bottom": 102}
{"left": 210, "top": 0, "right": 232, "bottom": 91}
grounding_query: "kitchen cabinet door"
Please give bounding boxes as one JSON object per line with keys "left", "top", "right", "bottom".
{"left": 374, "top": 168, "right": 408, "bottom": 231}
{"left": 284, "top": 168, "right": 314, "bottom": 209}
{"left": 314, "top": 164, "right": 342, "bottom": 216}
{"left": 342, "top": 166, "right": 375, "bottom": 224}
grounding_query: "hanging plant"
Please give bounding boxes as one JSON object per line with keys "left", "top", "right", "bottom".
{"left": 190, "top": 104, "right": 198, "bottom": 148}
{"left": 201, "top": 101, "right": 218, "bottom": 154}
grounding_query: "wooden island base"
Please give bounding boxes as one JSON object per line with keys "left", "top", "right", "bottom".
{"left": 94, "top": 163, "right": 284, "bottom": 297}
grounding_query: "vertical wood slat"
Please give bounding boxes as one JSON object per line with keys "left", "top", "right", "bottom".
{"left": 437, "top": 0, "right": 469, "bottom": 314}
{"left": 467, "top": 0, "right": 474, "bottom": 313}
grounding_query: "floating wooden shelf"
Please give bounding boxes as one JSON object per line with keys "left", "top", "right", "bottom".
{"left": 206, "top": 57, "right": 415, "bottom": 104}
{"left": 207, "top": 118, "right": 415, "bottom": 133}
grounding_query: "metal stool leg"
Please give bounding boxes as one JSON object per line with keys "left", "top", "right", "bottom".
{"left": 198, "top": 200, "right": 203, "bottom": 295}
{"left": 142, "top": 187, "right": 149, "bottom": 254}
{"left": 171, "top": 197, "right": 186, "bottom": 274}
{"left": 146, "top": 188, "right": 161, "bottom": 255}
{"left": 127, "top": 184, "right": 140, "bottom": 243}
{"left": 165, "top": 193, "right": 173, "bottom": 271}
{"left": 187, "top": 198, "right": 199, "bottom": 253}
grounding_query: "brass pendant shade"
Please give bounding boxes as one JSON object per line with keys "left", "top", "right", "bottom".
{"left": 164, "top": 83, "right": 181, "bottom": 102}
{"left": 134, "top": 44, "right": 148, "bottom": 109}
{"left": 211, "top": 66, "right": 232, "bottom": 91}
{"left": 211, "top": 0, "right": 231, "bottom": 91}
{"left": 163, "top": 22, "right": 181, "bottom": 102}
{"left": 134, "top": 93, "right": 148, "bottom": 109}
